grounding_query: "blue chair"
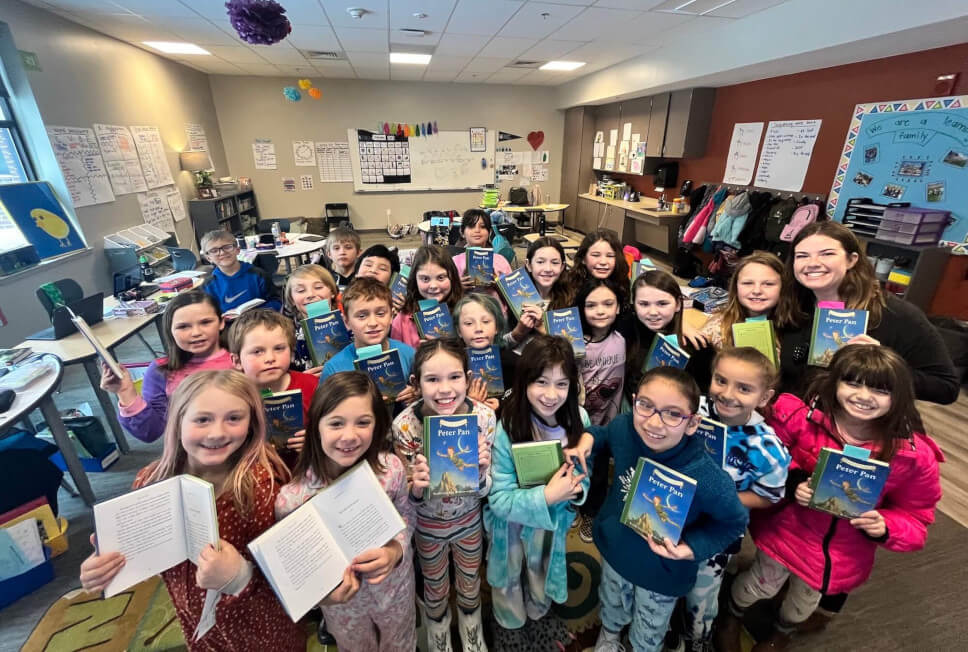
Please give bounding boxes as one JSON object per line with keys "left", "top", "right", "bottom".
{"left": 166, "top": 247, "right": 198, "bottom": 271}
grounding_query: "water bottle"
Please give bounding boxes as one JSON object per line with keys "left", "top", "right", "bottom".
{"left": 139, "top": 255, "right": 155, "bottom": 283}
{"left": 271, "top": 221, "right": 281, "bottom": 246}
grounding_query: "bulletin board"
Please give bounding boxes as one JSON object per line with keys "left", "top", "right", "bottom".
{"left": 827, "top": 95, "right": 968, "bottom": 242}
{"left": 348, "top": 128, "right": 495, "bottom": 192}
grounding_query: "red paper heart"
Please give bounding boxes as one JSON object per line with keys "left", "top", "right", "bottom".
{"left": 527, "top": 131, "right": 544, "bottom": 150}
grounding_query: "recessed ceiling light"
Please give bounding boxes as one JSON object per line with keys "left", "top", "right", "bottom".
{"left": 539, "top": 60, "right": 585, "bottom": 71}
{"left": 390, "top": 52, "right": 431, "bottom": 65}
{"left": 142, "top": 41, "right": 211, "bottom": 55}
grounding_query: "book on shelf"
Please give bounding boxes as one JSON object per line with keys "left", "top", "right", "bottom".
{"left": 247, "top": 462, "right": 406, "bottom": 621}
{"left": 731, "top": 319, "right": 779, "bottom": 367}
{"left": 808, "top": 448, "right": 889, "bottom": 519}
{"left": 413, "top": 303, "right": 456, "bottom": 339}
{"left": 543, "top": 307, "right": 586, "bottom": 359}
{"left": 510, "top": 440, "right": 564, "bottom": 487}
{"left": 263, "top": 389, "right": 304, "bottom": 449}
{"left": 620, "top": 457, "right": 696, "bottom": 545}
{"left": 467, "top": 346, "right": 504, "bottom": 398}
{"left": 93, "top": 474, "right": 218, "bottom": 597}
{"left": 807, "top": 308, "right": 869, "bottom": 367}
{"left": 496, "top": 269, "right": 544, "bottom": 320}
{"left": 466, "top": 248, "right": 494, "bottom": 285}
{"left": 696, "top": 416, "right": 727, "bottom": 468}
{"left": 644, "top": 335, "right": 690, "bottom": 372}
{"left": 354, "top": 348, "right": 408, "bottom": 398}
{"left": 423, "top": 414, "right": 479, "bottom": 498}
{"left": 302, "top": 311, "right": 352, "bottom": 367}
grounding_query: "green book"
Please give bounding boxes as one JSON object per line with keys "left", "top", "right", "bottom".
{"left": 731, "top": 319, "right": 779, "bottom": 367}
{"left": 620, "top": 457, "right": 696, "bottom": 545}
{"left": 510, "top": 440, "right": 564, "bottom": 487}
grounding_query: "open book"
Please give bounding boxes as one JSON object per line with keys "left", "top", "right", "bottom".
{"left": 222, "top": 298, "right": 266, "bottom": 319}
{"left": 93, "top": 475, "right": 218, "bottom": 597}
{"left": 66, "top": 308, "right": 124, "bottom": 379}
{"left": 247, "top": 461, "right": 406, "bottom": 621}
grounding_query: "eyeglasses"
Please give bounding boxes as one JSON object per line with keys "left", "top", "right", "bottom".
{"left": 205, "top": 244, "right": 237, "bottom": 256}
{"left": 632, "top": 396, "right": 692, "bottom": 427}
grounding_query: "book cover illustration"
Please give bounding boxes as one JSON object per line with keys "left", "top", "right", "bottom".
{"left": 468, "top": 346, "right": 505, "bottom": 397}
{"left": 510, "top": 440, "right": 564, "bottom": 487}
{"left": 631, "top": 258, "right": 657, "bottom": 284}
{"left": 690, "top": 286, "right": 729, "bottom": 312}
{"left": 696, "top": 416, "right": 727, "bottom": 467}
{"left": 496, "top": 268, "right": 543, "bottom": 319}
{"left": 354, "top": 349, "right": 407, "bottom": 398}
{"left": 263, "top": 389, "right": 304, "bottom": 448}
{"left": 423, "top": 414, "right": 479, "bottom": 498}
{"left": 808, "top": 308, "right": 869, "bottom": 367}
{"left": 644, "top": 336, "right": 690, "bottom": 371}
{"left": 413, "top": 303, "right": 456, "bottom": 339}
{"left": 620, "top": 457, "right": 697, "bottom": 545}
{"left": 731, "top": 319, "right": 779, "bottom": 367}
{"left": 467, "top": 248, "right": 494, "bottom": 285}
{"left": 543, "top": 307, "right": 586, "bottom": 359}
{"left": 302, "top": 311, "right": 352, "bottom": 367}
{"left": 389, "top": 271, "right": 409, "bottom": 306}
{"left": 808, "top": 448, "right": 889, "bottom": 519}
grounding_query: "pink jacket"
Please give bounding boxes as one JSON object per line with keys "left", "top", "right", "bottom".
{"left": 751, "top": 393, "right": 943, "bottom": 594}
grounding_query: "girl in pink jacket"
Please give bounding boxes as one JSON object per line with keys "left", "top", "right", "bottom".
{"left": 717, "top": 345, "right": 942, "bottom": 652}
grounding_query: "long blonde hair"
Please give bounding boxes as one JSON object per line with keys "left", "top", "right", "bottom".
{"left": 718, "top": 251, "right": 803, "bottom": 346}
{"left": 141, "top": 370, "right": 289, "bottom": 514}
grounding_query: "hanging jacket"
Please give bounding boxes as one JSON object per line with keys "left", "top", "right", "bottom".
{"left": 709, "top": 192, "right": 751, "bottom": 249}
{"left": 683, "top": 199, "right": 715, "bottom": 244}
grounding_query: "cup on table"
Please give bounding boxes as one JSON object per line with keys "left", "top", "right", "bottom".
{"left": 245, "top": 235, "right": 258, "bottom": 249}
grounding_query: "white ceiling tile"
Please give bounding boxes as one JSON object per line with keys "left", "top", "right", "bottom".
{"left": 390, "top": 30, "right": 443, "bottom": 47}
{"left": 345, "top": 51, "right": 391, "bottom": 67}
{"left": 250, "top": 43, "right": 310, "bottom": 64}
{"left": 463, "top": 57, "right": 513, "bottom": 73}
{"left": 709, "top": 0, "right": 789, "bottom": 19}
{"left": 112, "top": 0, "right": 198, "bottom": 17}
{"left": 484, "top": 68, "right": 532, "bottom": 83}
{"left": 422, "top": 70, "right": 459, "bottom": 82}
{"left": 320, "top": 0, "right": 390, "bottom": 29}
{"left": 498, "top": 2, "right": 585, "bottom": 39}
{"left": 390, "top": 65, "right": 428, "bottom": 81}
{"left": 177, "top": 0, "right": 227, "bottom": 21}
{"left": 288, "top": 24, "right": 342, "bottom": 51}
{"left": 454, "top": 70, "right": 489, "bottom": 83}
{"left": 243, "top": 63, "right": 286, "bottom": 76}
{"left": 542, "top": 0, "right": 595, "bottom": 4}
{"left": 426, "top": 55, "right": 472, "bottom": 71}
{"left": 354, "top": 66, "right": 391, "bottom": 80}
{"left": 611, "top": 10, "right": 694, "bottom": 38}
{"left": 652, "top": 0, "right": 726, "bottom": 13}
{"left": 434, "top": 32, "right": 489, "bottom": 56}
{"left": 270, "top": 0, "right": 331, "bottom": 24}
{"left": 445, "top": 0, "right": 523, "bottom": 37}
{"left": 593, "top": 0, "right": 667, "bottom": 9}
{"left": 273, "top": 64, "right": 322, "bottom": 77}
{"left": 518, "top": 39, "right": 585, "bottom": 60}
{"left": 82, "top": 20, "right": 182, "bottom": 43}
{"left": 179, "top": 58, "right": 245, "bottom": 74}
{"left": 203, "top": 45, "right": 268, "bottom": 63}
{"left": 335, "top": 27, "right": 389, "bottom": 52}
{"left": 311, "top": 60, "right": 356, "bottom": 77}
{"left": 551, "top": 6, "right": 644, "bottom": 41}
{"left": 165, "top": 18, "right": 240, "bottom": 45}
{"left": 389, "top": 0, "right": 458, "bottom": 32}
{"left": 25, "top": 0, "right": 122, "bottom": 13}
{"left": 477, "top": 36, "right": 535, "bottom": 59}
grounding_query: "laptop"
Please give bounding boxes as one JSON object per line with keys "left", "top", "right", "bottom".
{"left": 29, "top": 293, "right": 105, "bottom": 340}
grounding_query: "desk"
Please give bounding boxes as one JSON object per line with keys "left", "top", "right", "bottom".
{"left": 0, "top": 355, "right": 95, "bottom": 505}
{"left": 497, "top": 203, "right": 569, "bottom": 234}
{"left": 239, "top": 234, "right": 327, "bottom": 273}
{"left": 522, "top": 232, "right": 582, "bottom": 250}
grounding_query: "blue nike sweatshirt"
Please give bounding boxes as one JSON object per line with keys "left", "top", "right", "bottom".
{"left": 589, "top": 413, "right": 748, "bottom": 597}
{"left": 202, "top": 261, "right": 281, "bottom": 312}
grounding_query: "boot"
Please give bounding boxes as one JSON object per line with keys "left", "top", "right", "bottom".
{"left": 795, "top": 609, "right": 833, "bottom": 634}
{"left": 426, "top": 609, "right": 453, "bottom": 652}
{"left": 528, "top": 611, "right": 579, "bottom": 651}
{"left": 750, "top": 626, "right": 793, "bottom": 652}
{"left": 492, "top": 621, "right": 531, "bottom": 652}
{"left": 712, "top": 611, "right": 743, "bottom": 652}
{"left": 457, "top": 606, "right": 487, "bottom": 652}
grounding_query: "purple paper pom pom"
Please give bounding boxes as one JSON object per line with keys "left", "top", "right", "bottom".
{"left": 225, "top": 0, "right": 292, "bottom": 46}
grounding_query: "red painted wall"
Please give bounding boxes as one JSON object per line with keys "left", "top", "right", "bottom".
{"left": 620, "top": 43, "right": 968, "bottom": 199}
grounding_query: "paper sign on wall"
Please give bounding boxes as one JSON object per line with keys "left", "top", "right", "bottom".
{"left": 723, "top": 122, "right": 764, "bottom": 185}
{"left": 754, "top": 119, "right": 822, "bottom": 191}
{"left": 94, "top": 124, "right": 148, "bottom": 195}
{"left": 293, "top": 140, "right": 316, "bottom": 166}
{"left": 253, "top": 140, "right": 277, "bottom": 170}
{"left": 316, "top": 142, "right": 352, "bottom": 182}
{"left": 138, "top": 187, "right": 176, "bottom": 233}
{"left": 300, "top": 174, "right": 314, "bottom": 190}
{"left": 46, "top": 126, "right": 115, "bottom": 207}
{"left": 185, "top": 123, "right": 208, "bottom": 152}
{"left": 130, "top": 126, "right": 175, "bottom": 189}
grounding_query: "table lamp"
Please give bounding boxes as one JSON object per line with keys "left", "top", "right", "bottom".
{"left": 179, "top": 151, "right": 214, "bottom": 193}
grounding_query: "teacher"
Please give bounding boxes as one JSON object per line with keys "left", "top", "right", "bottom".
{"left": 778, "top": 221, "right": 958, "bottom": 404}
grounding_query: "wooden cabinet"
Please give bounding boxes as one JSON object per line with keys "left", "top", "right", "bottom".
{"left": 188, "top": 189, "right": 260, "bottom": 248}
{"left": 562, "top": 106, "right": 598, "bottom": 229}
{"left": 663, "top": 88, "right": 716, "bottom": 158}
{"left": 646, "top": 92, "right": 670, "bottom": 158}
{"left": 577, "top": 197, "right": 603, "bottom": 234}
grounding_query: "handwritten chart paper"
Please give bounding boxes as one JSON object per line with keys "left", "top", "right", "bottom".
{"left": 185, "top": 123, "right": 208, "bottom": 152}
{"left": 138, "top": 187, "right": 176, "bottom": 233}
{"left": 167, "top": 190, "right": 188, "bottom": 222}
{"left": 94, "top": 124, "right": 148, "bottom": 195}
{"left": 252, "top": 140, "right": 277, "bottom": 170}
{"left": 293, "top": 140, "right": 316, "bottom": 166}
{"left": 130, "top": 126, "right": 175, "bottom": 189}
{"left": 316, "top": 142, "right": 352, "bottom": 182}
{"left": 723, "top": 122, "right": 764, "bottom": 185}
{"left": 754, "top": 119, "right": 822, "bottom": 191}
{"left": 46, "top": 126, "right": 115, "bottom": 207}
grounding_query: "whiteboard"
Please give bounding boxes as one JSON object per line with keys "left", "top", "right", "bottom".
{"left": 348, "top": 128, "right": 495, "bottom": 192}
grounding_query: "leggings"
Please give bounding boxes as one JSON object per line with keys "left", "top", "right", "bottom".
{"left": 415, "top": 508, "right": 483, "bottom": 621}
{"left": 731, "top": 550, "right": 821, "bottom": 627}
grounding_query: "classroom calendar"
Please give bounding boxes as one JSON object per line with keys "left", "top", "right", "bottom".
{"left": 357, "top": 130, "right": 411, "bottom": 184}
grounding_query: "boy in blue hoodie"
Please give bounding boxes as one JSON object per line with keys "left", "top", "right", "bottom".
{"left": 200, "top": 229, "right": 281, "bottom": 313}
{"left": 570, "top": 366, "right": 747, "bottom": 652}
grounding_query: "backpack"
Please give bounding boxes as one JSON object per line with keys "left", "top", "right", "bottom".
{"left": 508, "top": 187, "right": 529, "bottom": 206}
{"left": 780, "top": 203, "right": 820, "bottom": 241}
{"left": 764, "top": 197, "right": 798, "bottom": 243}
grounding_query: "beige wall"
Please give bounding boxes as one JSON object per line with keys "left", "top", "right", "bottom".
{"left": 0, "top": 0, "right": 228, "bottom": 342}
{"left": 208, "top": 75, "right": 564, "bottom": 230}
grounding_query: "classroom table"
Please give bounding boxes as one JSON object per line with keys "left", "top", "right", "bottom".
{"left": 239, "top": 233, "right": 328, "bottom": 273}
{"left": 522, "top": 232, "right": 582, "bottom": 250}
{"left": 489, "top": 203, "right": 570, "bottom": 234}
{"left": 0, "top": 355, "right": 96, "bottom": 505}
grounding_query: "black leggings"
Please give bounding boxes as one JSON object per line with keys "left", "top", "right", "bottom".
{"left": 818, "top": 592, "right": 848, "bottom": 613}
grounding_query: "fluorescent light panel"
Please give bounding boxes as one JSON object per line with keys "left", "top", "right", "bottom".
{"left": 390, "top": 52, "right": 432, "bottom": 65}
{"left": 142, "top": 41, "right": 211, "bottom": 55}
{"left": 539, "top": 60, "right": 585, "bottom": 71}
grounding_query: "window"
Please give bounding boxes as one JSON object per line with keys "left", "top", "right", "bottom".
{"left": 0, "top": 82, "right": 32, "bottom": 185}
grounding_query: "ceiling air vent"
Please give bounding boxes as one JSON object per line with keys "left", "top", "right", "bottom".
{"left": 508, "top": 60, "right": 544, "bottom": 69}
{"left": 303, "top": 50, "right": 344, "bottom": 60}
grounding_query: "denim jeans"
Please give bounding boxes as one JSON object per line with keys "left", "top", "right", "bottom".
{"left": 599, "top": 559, "right": 677, "bottom": 652}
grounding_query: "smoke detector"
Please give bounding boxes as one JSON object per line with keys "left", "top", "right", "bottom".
{"left": 346, "top": 7, "right": 368, "bottom": 19}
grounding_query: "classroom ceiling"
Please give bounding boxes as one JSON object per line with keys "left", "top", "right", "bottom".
{"left": 25, "top": 0, "right": 794, "bottom": 85}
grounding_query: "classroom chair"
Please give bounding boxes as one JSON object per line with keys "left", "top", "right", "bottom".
{"left": 166, "top": 247, "right": 198, "bottom": 271}
{"left": 256, "top": 218, "right": 291, "bottom": 234}
{"left": 252, "top": 252, "right": 285, "bottom": 289}
{"left": 325, "top": 203, "right": 351, "bottom": 232}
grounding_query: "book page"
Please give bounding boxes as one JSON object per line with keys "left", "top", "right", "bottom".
{"left": 179, "top": 476, "right": 219, "bottom": 563}
{"left": 94, "top": 477, "right": 188, "bottom": 597}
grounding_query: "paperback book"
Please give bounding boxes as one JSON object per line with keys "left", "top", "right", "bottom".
{"left": 263, "top": 389, "right": 304, "bottom": 449}
{"left": 423, "top": 414, "right": 479, "bottom": 498}
{"left": 808, "top": 447, "right": 889, "bottom": 519}
{"left": 808, "top": 308, "right": 869, "bottom": 367}
{"left": 413, "top": 303, "right": 456, "bottom": 339}
{"left": 696, "top": 416, "right": 727, "bottom": 467}
{"left": 302, "top": 311, "right": 352, "bottom": 367}
{"left": 389, "top": 270, "right": 409, "bottom": 306}
{"left": 620, "top": 457, "right": 696, "bottom": 545}
{"left": 496, "top": 268, "right": 543, "bottom": 320}
{"left": 467, "top": 346, "right": 504, "bottom": 398}
{"left": 467, "top": 248, "right": 495, "bottom": 285}
{"left": 644, "top": 336, "right": 690, "bottom": 371}
{"left": 690, "top": 286, "right": 729, "bottom": 313}
{"left": 354, "top": 348, "right": 408, "bottom": 398}
{"left": 510, "top": 440, "right": 564, "bottom": 487}
{"left": 543, "top": 307, "right": 586, "bottom": 359}
{"left": 731, "top": 319, "right": 779, "bottom": 367}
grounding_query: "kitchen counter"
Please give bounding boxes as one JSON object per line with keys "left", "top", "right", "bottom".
{"left": 575, "top": 193, "right": 687, "bottom": 254}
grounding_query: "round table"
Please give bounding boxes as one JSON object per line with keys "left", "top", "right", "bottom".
{"left": 239, "top": 233, "right": 328, "bottom": 273}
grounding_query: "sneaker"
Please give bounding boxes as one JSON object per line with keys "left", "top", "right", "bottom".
{"left": 578, "top": 514, "right": 594, "bottom": 543}
{"left": 316, "top": 619, "right": 336, "bottom": 646}
{"left": 594, "top": 627, "right": 626, "bottom": 652}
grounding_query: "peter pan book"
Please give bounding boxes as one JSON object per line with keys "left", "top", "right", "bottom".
{"left": 423, "top": 414, "right": 479, "bottom": 498}
{"left": 621, "top": 457, "right": 696, "bottom": 545}
{"left": 631, "top": 258, "right": 657, "bottom": 285}
{"left": 263, "top": 389, "right": 304, "bottom": 449}
{"left": 248, "top": 462, "right": 406, "bottom": 621}
{"left": 302, "top": 311, "right": 352, "bottom": 367}
{"left": 413, "top": 303, "right": 456, "bottom": 339}
{"left": 543, "top": 306, "right": 586, "bottom": 359}
{"left": 389, "top": 266, "right": 410, "bottom": 306}
{"left": 807, "top": 447, "right": 889, "bottom": 519}
{"left": 468, "top": 345, "right": 504, "bottom": 397}
{"left": 467, "top": 248, "right": 495, "bottom": 285}
{"left": 354, "top": 348, "right": 407, "bottom": 398}
{"left": 644, "top": 335, "right": 690, "bottom": 371}
{"left": 807, "top": 308, "right": 869, "bottom": 367}
{"left": 696, "top": 416, "right": 727, "bottom": 467}
{"left": 496, "top": 268, "right": 542, "bottom": 319}
{"left": 510, "top": 440, "right": 564, "bottom": 487}
{"left": 731, "top": 319, "right": 779, "bottom": 367}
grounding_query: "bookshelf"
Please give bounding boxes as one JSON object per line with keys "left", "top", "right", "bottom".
{"left": 188, "top": 189, "right": 260, "bottom": 247}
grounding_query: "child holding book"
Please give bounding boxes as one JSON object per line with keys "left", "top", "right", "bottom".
{"left": 100, "top": 290, "right": 233, "bottom": 443}
{"left": 485, "top": 335, "right": 589, "bottom": 650}
{"left": 454, "top": 294, "right": 518, "bottom": 411}
{"left": 453, "top": 209, "right": 513, "bottom": 291}
{"left": 577, "top": 278, "right": 626, "bottom": 426}
{"left": 716, "top": 345, "right": 942, "bottom": 652}
{"left": 565, "top": 229, "right": 629, "bottom": 307}
{"left": 80, "top": 370, "right": 303, "bottom": 650}
{"left": 391, "top": 245, "right": 464, "bottom": 349}
{"left": 276, "top": 371, "right": 416, "bottom": 651}
{"left": 199, "top": 229, "right": 281, "bottom": 313}
{"left": 567, "top": 367, "right": 748, "bottom": 652}
{"left": 677, "top": 347, "right": 790, "bottom": 650}
{"left": 282, "top": 264, "right": 339, "bottom": 373}
{"left": 321, "top": 226, "right": 361, "bottom": 291}
{"left": 391, "top": 339, "right": 496, "bottom": 652}
{"left": 503, "top": 237, "right": 570, "bottom": 351}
